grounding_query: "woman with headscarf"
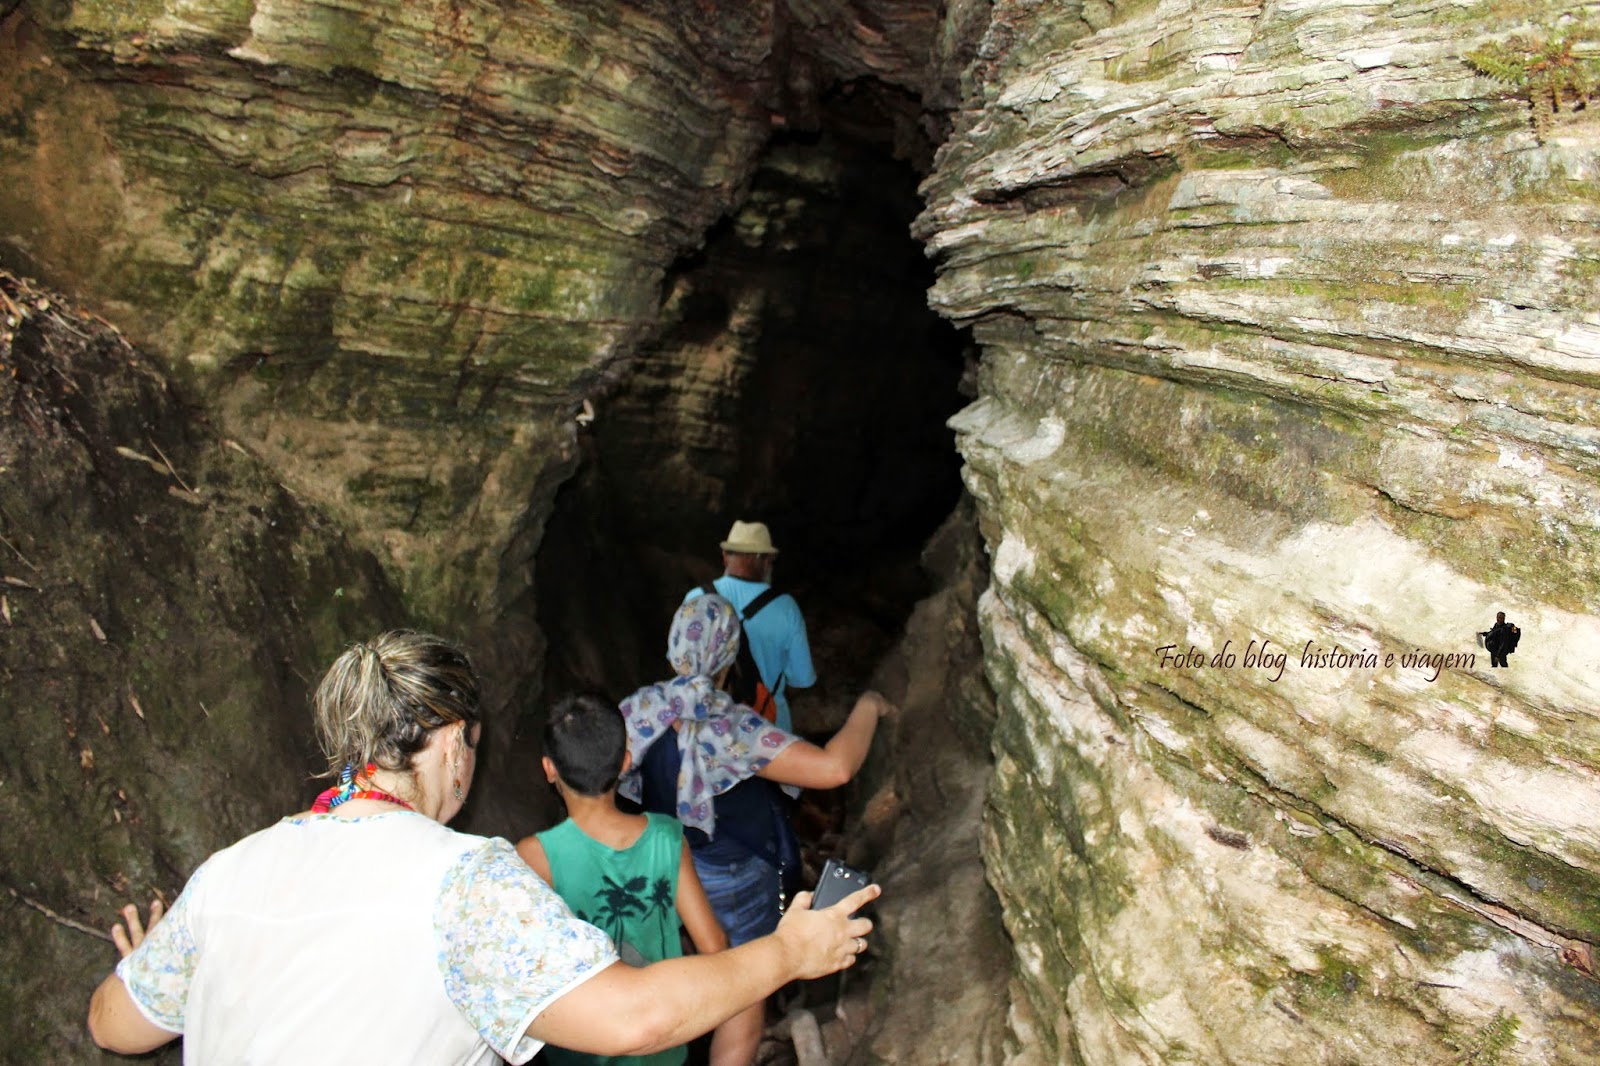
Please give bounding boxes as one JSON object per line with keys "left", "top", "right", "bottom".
{"left": 86, "top": 629, "right": 877, "bottom": 1064}
{"left": 620, "top": 595, "right": 894, "bottom": 1065}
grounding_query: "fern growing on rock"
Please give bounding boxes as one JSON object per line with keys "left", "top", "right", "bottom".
{"left": 1465, "top": 20, "right": 1600, "bottom": 140}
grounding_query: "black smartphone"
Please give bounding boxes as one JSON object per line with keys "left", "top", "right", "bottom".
{"left": 809, "top": 858, "right": 872, "bottom": 914}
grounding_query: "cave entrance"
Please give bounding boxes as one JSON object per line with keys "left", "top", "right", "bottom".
{"left": 533, "top": 108, "right": 970, "bottom": 727}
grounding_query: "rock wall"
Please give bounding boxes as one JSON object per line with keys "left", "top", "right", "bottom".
{"left": 11, "top": 0, "right": 1600, "bottom": 1061}
{"left": 0, "top": 0, "right": 955, "bottom": 632}
{"left": 920, "top": 1, "right": 1600, "bottom": 1061}
{"left": 0, "top": 2, "right": 982, "bottom": 1059}
{"left": 0, "top": 0, "right": 796, "bottom": 685}
{"left": 845, "top": 504, "right": 1012, "bottom": 1066}
{"left": 0, "top": 270, "right": 402, "bottom": 1061}
{"left": 0, "top": 0, "right": 960, "bottom": 820}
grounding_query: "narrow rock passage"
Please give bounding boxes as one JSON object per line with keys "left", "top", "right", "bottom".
{"left": 14, "top": 0, "right": 1600, "bottom": 1060}
{"left": 533, "top": 122, "right": 968, "bottom": 719}
{"left": 527, "top": 120, "right": 1010, "bottom": 1064}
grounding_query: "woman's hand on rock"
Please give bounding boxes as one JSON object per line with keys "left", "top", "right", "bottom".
{"left": 111, "top": 900, "right": 164, "bottom": 958}
{"left": 775, "top": 884, "right": 879, "bottom": 980}
{"left": 859, "top": 690, "right": 898, "bottom": 721}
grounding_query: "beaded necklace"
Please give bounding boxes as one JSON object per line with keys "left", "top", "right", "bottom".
{"left": 311, "top": 762, "right": 416, "bottom": 813}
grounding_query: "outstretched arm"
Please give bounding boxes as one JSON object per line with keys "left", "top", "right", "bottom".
{"left": 528, "top": 884, "right": 878, "bottom": 1057}
{"left": 757, "top": 691, "right": 892, "bottom": 791}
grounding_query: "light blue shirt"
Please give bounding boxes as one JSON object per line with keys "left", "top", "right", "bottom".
{"left": 685, "top": 576, "right": 816, "bottom": 733}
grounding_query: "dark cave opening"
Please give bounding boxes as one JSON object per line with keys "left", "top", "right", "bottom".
{"left": 532, "top": 118, "right": 970, "bottom": 728}
{"left": 525, "top": 113, "right": 978, "bottom": 1060}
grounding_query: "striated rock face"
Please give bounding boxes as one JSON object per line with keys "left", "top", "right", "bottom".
{"left": 0, "top": 2, "right": 982, "bottom": 1059}
{"left": 0, "top": 0, "right": 960, "bottom": 845}
{"left": 920, "top": 1, "right": 1600, "bottom": 1062}
{"left": 0, "top": 0, "right": 790, "bottom": 665}
{"left": 0, "top": 0, "right": 962, "bottom": 637}
{"left": 846, "top": 504, "right": 1012, "bottom": 1066}
{"left": 10, "top": 0, "right": 1600, "bottom": 1061}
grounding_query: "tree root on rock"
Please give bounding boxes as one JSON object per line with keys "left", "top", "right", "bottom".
{"left": 4, "top": 882, "right": 113, "bottom": 943}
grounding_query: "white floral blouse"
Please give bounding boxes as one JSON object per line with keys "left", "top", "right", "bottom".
{"left": 116, "top": 813, "right": 618, "bottom": 1064}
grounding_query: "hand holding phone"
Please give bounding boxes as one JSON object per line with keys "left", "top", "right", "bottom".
{"left": 809, "top": 858, "right": 873, "bottom": 916}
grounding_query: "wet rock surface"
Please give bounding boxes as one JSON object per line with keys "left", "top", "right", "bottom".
{"left": 842, "top": 506, "right": 1010, "bottom": 1066}
{"left": 0, "top": 0, "right": 951, "bottom": 650}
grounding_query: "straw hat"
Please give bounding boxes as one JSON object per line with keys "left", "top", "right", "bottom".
{"left": 720, "top": 520, "right": 779, "bottom": 555}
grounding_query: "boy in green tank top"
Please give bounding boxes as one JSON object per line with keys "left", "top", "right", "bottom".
{"left": 517, "top": 695, "right": 754, "bottom": 1066}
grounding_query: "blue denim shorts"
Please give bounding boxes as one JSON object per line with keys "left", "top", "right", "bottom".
{"left": 692, "top": 851, "right": 781, "bottom": 947}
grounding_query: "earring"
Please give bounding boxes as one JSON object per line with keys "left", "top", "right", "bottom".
{"left": 453, "top": 779, "right": 464, "bottom": 801}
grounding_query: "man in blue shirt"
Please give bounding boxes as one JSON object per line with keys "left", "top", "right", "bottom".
{"left": 684, "top": 520, "right": 816, "bottom": 733}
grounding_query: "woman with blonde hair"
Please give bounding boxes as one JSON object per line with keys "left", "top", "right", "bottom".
{"left": 88, "top": 630, "right": 876, "bottom": 1063}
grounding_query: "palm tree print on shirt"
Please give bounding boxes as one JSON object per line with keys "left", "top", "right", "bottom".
{"left": 592, "top": 874, "right": 649, "bottom": 942}
{"left": 650, "top": 877, "right": 675, "bottom": 941}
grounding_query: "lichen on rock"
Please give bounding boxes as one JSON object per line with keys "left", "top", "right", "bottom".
{"left": 923, "top": 0, "right": 1600, "bottom": 1060}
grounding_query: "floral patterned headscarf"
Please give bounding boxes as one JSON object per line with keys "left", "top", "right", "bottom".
{"left": 618, "top": 594, "right": 795, "bottom": 835}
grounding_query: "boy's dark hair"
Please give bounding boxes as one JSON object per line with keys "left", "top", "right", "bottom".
{"left": 544, "top": 694, "right": 628, "bottom": 796}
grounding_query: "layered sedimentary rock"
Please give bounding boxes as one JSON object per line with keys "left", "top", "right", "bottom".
{"left": 11, "top": 0, "right": 1600, "bottom": 1061}
{"left": 0, "top": 0, "right": 956, "bottom": 636}
{"left": 0, "top": 0, "right": 965, "bottom": 834}
{"left": 1, "top": 0, "right": 791, "bottom": 676}
{"left": 0, "top": 2, "right": 981, "bottom": 1060}
{"left": 920, "top": 1, "right": 1600, "bottom": 1061}
{"left": 847, "top": 505, "right": 1012, "bottom": 1066}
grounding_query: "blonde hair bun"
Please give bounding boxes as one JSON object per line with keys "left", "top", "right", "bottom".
{"left": 312, "top": 630, "right": 480, "bottom": 776}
